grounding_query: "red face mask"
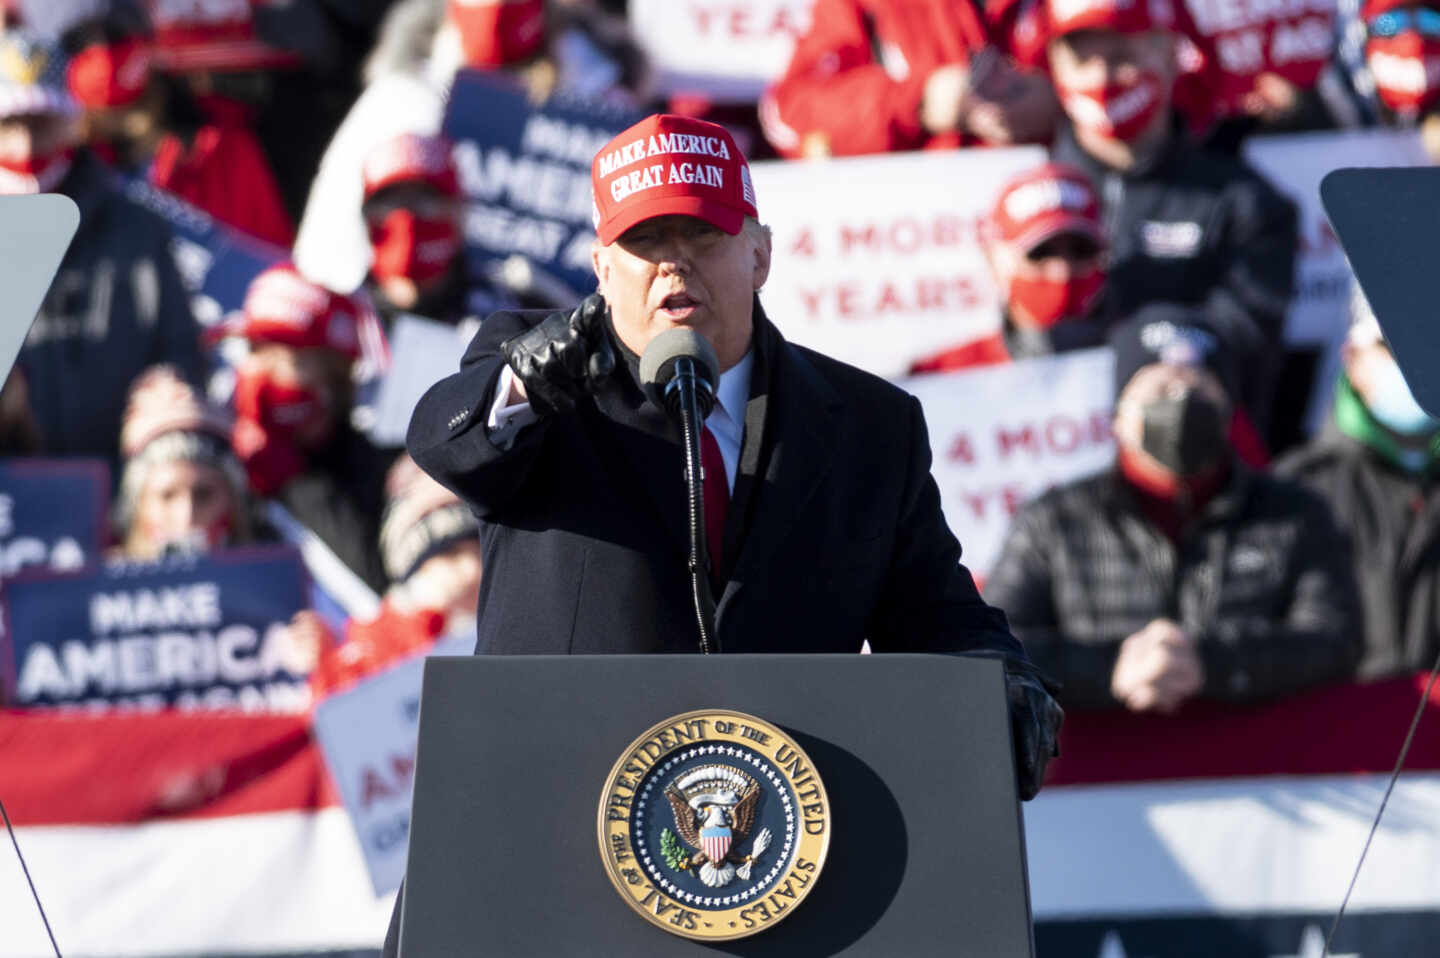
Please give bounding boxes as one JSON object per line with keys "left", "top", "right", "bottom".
{"left": 1367, "top": 32, "right": 1440, "bottom": 113}
{"left": 450, "top": 0, "right": 546, "bottom": 69}
{"left": 369, "top": 209, "right": 462, "bottom": 284}
{"left": 1058, "top": 73, "right": 1167, "bottom": 142}
{"left": 0, "top": 149, "right": 76, "bottom": 195}
{"left": 1009, "top": 269, "right": 1106, "bottom": 328}
{"left": 232, "top": 365, "right": 330, "bottom": 442}
{"left": 67, "top": 39, "right": 152, "bottom": 109}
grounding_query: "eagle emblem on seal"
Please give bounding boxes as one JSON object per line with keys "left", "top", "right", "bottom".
{"left": 661, "top": 764, "right": 772, "bottom": 888}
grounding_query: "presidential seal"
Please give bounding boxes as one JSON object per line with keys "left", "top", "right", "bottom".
{"left": 597, "top": 709, "right": 831, "bottom": 941}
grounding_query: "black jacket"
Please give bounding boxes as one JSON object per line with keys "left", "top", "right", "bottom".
{"left": 1052, "top": 120, "right": 1299, "bottom": 421}
{"left": 406, "top": 302, "right": 1023, "bottom": 658}
{"left": 279, "top": 423, "right": 397, "bottom": 595}
{"left": 984, "top": 464, "right": 1362, "bottom": 709}
{"left": 20, "top": 151, "right": 204, "bottom": 471}
{"left": 1276, "top": 430, "right": 1440, "bottom": 680}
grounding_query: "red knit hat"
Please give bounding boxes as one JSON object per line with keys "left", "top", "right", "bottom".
{"left": 120, "top": 365, "right": 234, "bottom": 458}
{"left": 362, "top": 132, "right": 461, "bottom": 202}
{"left": 988, "top": 163, "right": 1105, "bottom": 252}
{"left": 240, "top": 265, "right": 363, "bottom": 359}
{"left": 591, "top": 114, "right": 758, "bottom": 246}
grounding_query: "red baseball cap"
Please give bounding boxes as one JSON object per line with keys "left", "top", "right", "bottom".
{"left": 989, "top": 163, "right": 1105, "bottom": 252}
{"left": 362, "top": 133, "right": 461, "bottom": 202}
{"left": 147, "top": 0, "right": 301, "bottom": 73}
{"left": 591, "top": 113, "right": 758, "bottom": 246}
{"left": 1046, "top": 0, "right": 1177, "bottom": 37}
{"left": 241, "top": 265, "right": 363, "bottom": 359}
{"left": 447, "top": 0, "right": 546, "bottom": 69}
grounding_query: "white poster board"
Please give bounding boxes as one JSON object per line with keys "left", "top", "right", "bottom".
{"left": 626, "top": 0, "right": 813, "bottom": 101}
{"left": 904, "top": 348, "right": 1117, "bottom": 581}
{"left": 311, "top": 635, "right": 471, "bottom": 895}
{"left": 751, "top": 146, "right": 1044, "bottom": 378}
{"left": 1244, "top": 128, "right": 1430, "bottom": 348}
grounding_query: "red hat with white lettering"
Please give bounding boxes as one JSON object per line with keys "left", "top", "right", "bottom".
{"left": 240, "top": 264, "right": 363, "bottom": 360}
{"left": 447, "top": 0, "right": 547, "bottom": 69}
{"left": 591, "top": 113, "right": 758, "bottom": 246}
{"left": 147, "top": 0, "right": 301, "bottom": 72}
{"left": 362, "top": 132, "right": 460, "bottom": 202}
{"left": 1046, "top": 0, "right": 1177, "bottom": 37}
{"left": 988, "top": 163, "right": 1104, "bottom": 252}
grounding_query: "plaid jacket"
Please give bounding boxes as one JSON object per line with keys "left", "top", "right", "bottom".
{"left": 985, "top": 465, "right": 1363, "bottom": 709}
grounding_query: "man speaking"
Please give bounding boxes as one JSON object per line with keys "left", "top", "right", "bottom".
{"left": 406, "top": 114, "right": 1060, "bottom": 796}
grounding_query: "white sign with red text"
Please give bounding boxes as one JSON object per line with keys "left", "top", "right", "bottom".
{"left": 1244, "top": 128, "right": 1430, "bottom": 347}
{"left": 627, "top": 0, "right": 814, "bottom": 100}
{"left": 903, "top": 348, "right": 1116, "bottom": 581}
{"left": 311, "top": 635, "right": 471, "bottom": 895}
{"left": 752, "top": 146, "right": 1046, "bottom": 378}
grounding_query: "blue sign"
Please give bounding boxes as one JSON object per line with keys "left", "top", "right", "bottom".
{"left": 443, "top": 70, "right": 640, "bottom": 299}
{"left": 3, "top": 545, "right": 312, "bottom": 712}
{"left": 118, "top": 175, "right": 285, "bottom": 332}
{"left": 0, "top": 458, "right": 110, "bottom": 578}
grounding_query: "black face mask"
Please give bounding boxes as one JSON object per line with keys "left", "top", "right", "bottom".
{"left": 1140, "top": 392, "right": 1229, "bottom": 476}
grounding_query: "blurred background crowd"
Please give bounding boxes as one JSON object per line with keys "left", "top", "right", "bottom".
{"left": 0, "top": 0, "right": 1437, "bottom": 723}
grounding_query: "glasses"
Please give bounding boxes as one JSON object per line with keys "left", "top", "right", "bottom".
{"left": 1368, "top": 8, "right": 1440, "bottom": 38}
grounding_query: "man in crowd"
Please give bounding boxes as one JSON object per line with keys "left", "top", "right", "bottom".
{"left": 1352, "top": 0, "right": 1440, "bottom": 159}
{"left": 985, "top": 317, "right": 1362, "bottom": 711}
{"left": 1276, "top": 292, "right": 1440, "bottom": 680}
{"left": 405, "top": 111, "right": 1059, "bottom": 772}
{"left": 759, "top": 0, "right": 1058, "bottom": 157}
{"left": 4, "top": 30, "right": 203, "bottom": 471}
{"left": 911, "top": 162, "right": 1109, "bottom": 373}
{"left": 360, "top": 130, "right": 470, "bottom": 325}
{"left": 52, "top": 0, "right": 296, "bottom": 246}
{"left": 231, "top": 263, "right": 396, "bottom": 594}
{"left": 1045, "top": 0, "right": 1299, "bottom": 434}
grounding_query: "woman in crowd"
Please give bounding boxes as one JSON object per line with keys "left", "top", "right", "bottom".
{"left": 113, "top": 365, "right": 255, "bottom": 560}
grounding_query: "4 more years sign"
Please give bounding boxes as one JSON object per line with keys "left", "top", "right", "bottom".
{"left": 2, "top": 546, "right": 313, "bottom": 713}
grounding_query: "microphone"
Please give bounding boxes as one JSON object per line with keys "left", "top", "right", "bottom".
{"left": 639, "top": 327, "right": 720, "bottom": 421}
{"left": 639, "top": 329, "right": 723, "bottom": 654}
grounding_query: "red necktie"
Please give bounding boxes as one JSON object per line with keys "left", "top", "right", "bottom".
{"left": 701, "top": 425, "right": 729, "bottom": 581}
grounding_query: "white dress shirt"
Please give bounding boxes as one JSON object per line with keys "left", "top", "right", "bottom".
{"left": 488, "top": 350, "right": 753, "bottom": 494}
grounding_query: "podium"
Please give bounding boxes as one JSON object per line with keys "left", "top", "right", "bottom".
{"left": 394, "top": 654, "right": 1036, "bottom": 956}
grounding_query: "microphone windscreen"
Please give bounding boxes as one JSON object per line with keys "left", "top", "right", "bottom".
{"left": 639, "top": 327, "right": 721, "bottom": 393}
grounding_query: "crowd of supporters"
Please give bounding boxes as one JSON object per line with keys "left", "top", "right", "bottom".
{"left": 0, "top": 0, "right": 1437, "bottom": 723}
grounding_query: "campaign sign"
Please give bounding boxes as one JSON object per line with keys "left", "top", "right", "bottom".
{"left": 444, "top": 70, "right": 640, "bottom": 300}
{"left": 3, "top": 546, "right": 312, "bottom": 713}
{"left": 311, "top": 634, "right": 471, "bottom": 895}
{"left": 750, "top": 146, "right": 1045, "bottom": 379}
{"left": 1243, "top": 128, "right": 1430, "bottom": 348}
{"left": 904, "top": 348, "right": 1117, "bottom": 580}
{"left": 119, "top": 175, "right": 285, "bottom": 333}
{"left": 627, "top": 0, "right": 813, "bottom": 100}
{"left": 0, "top": 459, "right": 109, "bottom": 578}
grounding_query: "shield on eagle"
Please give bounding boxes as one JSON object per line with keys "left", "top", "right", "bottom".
{"left": 700, "top": 823, "right": 731, "bottom": 863}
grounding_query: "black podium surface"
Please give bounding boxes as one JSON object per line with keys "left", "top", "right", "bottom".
{"left": 397, "top": 654, "right": 1035, "bottom": 956}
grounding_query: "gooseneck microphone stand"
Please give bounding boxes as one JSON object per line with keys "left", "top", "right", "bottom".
{"left": 667, "top": 356, "right": 719, "bottom": 654}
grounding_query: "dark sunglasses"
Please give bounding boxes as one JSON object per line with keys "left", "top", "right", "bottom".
{"left": 1027, "top": 233, "right": 1103, "bottom": 262}
{"left": 1368, "top": 8, "right": 1440, "bottom": 38}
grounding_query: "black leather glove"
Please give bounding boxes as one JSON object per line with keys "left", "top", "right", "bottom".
{"left": 500, "top": 294, "right": 616, "bottom": 417}
{"left": 1005, "top": 659, "right": 1063, "bottom": 801}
